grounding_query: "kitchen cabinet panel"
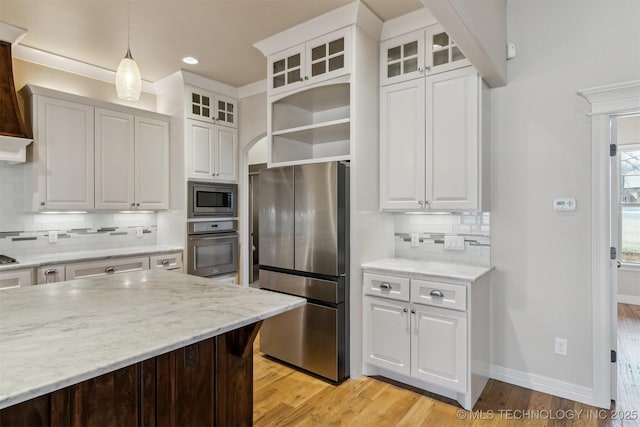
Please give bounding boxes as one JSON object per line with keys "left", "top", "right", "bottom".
{"left": 380, "top": 66, "right": 488, "bottom": 212}
{"left": 135, "top": 116, "right": 169, "bottom": 210}
{"left": 33, "top": 96, "right": 95, "bottom": 211}
{"left": 187, "top": 119, "right": 237, "bottom": 182}
{"left": 95, "top": 108, "right": 135, "bottom": 210}
{"left": 0, "top": 269, "right": 34, "bottom": 290}
{"left": 36, "top": 264, "right": 66, "bottom": 285}
{"left": 65, "top": 256, "right": 149, "bottom": 281}
{"left": 186, "top": 86, "right": 238, "bottom": 128}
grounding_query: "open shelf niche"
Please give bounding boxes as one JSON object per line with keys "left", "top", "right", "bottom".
{"left": 270, "top": 82, "right": 350, "bottom": 165}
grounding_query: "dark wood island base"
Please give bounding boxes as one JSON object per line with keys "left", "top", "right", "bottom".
{"left": 0, "top": 322, "right": 262, "bottom": 427}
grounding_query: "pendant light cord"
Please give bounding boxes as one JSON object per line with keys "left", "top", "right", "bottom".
{"left": 127, "top": 0, "right": 131, "bottom": 51}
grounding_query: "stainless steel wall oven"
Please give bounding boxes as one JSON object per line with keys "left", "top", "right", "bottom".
{"left": 187, "top": 220, "right": 238, "bottom": 277}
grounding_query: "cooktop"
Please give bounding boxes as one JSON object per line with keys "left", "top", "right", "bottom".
{"left": 0, "top": 255, "right": 18, "bottom": 265}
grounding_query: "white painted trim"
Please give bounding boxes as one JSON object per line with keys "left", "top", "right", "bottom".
{"left": 13, "top": 44, "right": 156, "bottom": 95}
{"left": 253, "top": 2, "right": 381, "bottom": 58}
{"left": 379, "top": 8, "right": 436, "bottom": 41}
{"left": 180, "top": 70, "right": 237, "bottom": 98}
{"left": 618, "top": 294, "right": 640, "bottom": 305}
{"left": 238, "top": 79, "right": 266, "bottom": 99}
{"left": 0, "top": 21, "right": 28, "bottom": 45}
{"left": 489, "top": 364, "right": 595, "bottom": 407}
{"left": 578, "top": 80, "right": 640, "bottom": 409}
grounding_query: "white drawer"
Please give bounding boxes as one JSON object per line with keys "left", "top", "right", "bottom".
{"left": 66, "top": 256, "right": 150, "bottom": 280}
{"left": 363, "top": 273, "right": 410, "bottom": 302}
{"left": 150, "top": 252, "right": 183, "bottom": 272}
{"left": 0, "top": 269, "right": 34, "bottom": 290}
{"left": 411, "top": 279, "right": 467, "bottom": 311}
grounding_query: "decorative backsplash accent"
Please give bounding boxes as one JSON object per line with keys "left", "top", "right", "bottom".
{"left": 0, "top": 162, "right": 158, "bottom": 257}
{"left": 394, "top": 213, "right": 491, "bottom": 266}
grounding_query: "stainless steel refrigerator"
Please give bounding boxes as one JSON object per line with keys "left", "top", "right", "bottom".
{"left": 258, "top": 161, "right": 349, "bottom": 383}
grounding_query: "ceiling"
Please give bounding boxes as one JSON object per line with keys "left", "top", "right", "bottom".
{"left": 0, "top": 0, "right": 424, "bottom": 88}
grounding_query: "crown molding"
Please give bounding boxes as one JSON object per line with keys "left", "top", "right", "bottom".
{"left": 12, "top": 44, "right": 157, "bottom": 95}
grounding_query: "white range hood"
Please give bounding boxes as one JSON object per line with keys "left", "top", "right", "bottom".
{"left": 0, "top": 21, "right": 32, "bottom": 163}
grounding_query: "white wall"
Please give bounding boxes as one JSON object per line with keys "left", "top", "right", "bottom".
{"left": 490, "top": 0, "right": 640, "bottom": 398}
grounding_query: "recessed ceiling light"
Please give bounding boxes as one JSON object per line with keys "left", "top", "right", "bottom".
{"left": 182, "top": 56, "right": 199, "bottom": 65}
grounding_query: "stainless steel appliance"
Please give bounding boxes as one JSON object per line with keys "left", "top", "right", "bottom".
{"left": 187, "top": 220, "right": 239, "bottom": 277}
{"left": 188, "top": 181, "right": 237, "bottom": 218}
{"left": 259, "top": 161, "right": 349, "bottom": 383}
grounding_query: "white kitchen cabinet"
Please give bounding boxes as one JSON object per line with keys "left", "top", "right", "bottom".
{"left": 95, "top": 110, "right": 169, "bottom": 211}
{"left": 411, "top": 303, "right": 467, "bottom": 392}
{"left": 362, "top": 269, "right": 489, "bottom": 410}
{"left": 380, "top": 66, "right": 489, "bottom": 212}
{"left": 134, "top": 116, "right": 170, "bottom": 209}
{"left": 267, "top": 28, "right": 350, "bottom": 96}
{"left": 186, "top": 119, "right": 237, "bottom": 182}
{"left": 36, "top": 264, "right": 66, "bottom": 284}
{"left": 380, "top": 24, "right": 470, "bottom": 86}
{"left": 363, "top": 296, "right": 411, "bottom": 376}
{"left": 95, "top": 108, "right": 135, "bottom": 210}
{"left": 0, "top": 269, "right": 34, "bottom": 290}
{"left": 65, "top": 256, "right": 150, "bottom": 281}
{"left": 29, "top": 95, "right": 95, "bottom": 211}
{"left": 149, "top": 252, "right": 183, "bottom": 272}
{"left": 186, "top": 86, "right": 237, "bottom": 128}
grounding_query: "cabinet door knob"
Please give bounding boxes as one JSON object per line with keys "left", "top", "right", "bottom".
{"left": 131, "top": 203, "right": 135, "bottom": 207}
{"left": 136, "top": 203, "right": 140, "bottom": 207}
{"left": 411, "top": 309, "right": 416, "bottom": 314}
{"left": 418, "top": 200, "right": 424, "bottom": 208}
{"left": 403, "top": 308, "right": 408, "bottom": 313}
{"left": 425, "top": 65, "right": 432, "bottom": 71}
{"left": 304, "top": 76, "right": 309, "bottom": 81}
{"left": 430, "top": 290, "right": 444, "bottom": 298}
{"left": 379, "top": 282, "right": 391, "bottom": 290}
{"left": 105, "top": 266, "right": 116, "bottom": 274}
{"left": 41, "top": 202, "right": 45, "bottom": 206}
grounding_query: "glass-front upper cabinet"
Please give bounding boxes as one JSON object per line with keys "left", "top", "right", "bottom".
{"left": 186, "top": 86, "right": 238, "bottom": 128}
{"left": 268, "top": 28, "right": 351, "bottom": 96}
{"left": 380, "top": 24, "right": 470, "bottom": 86}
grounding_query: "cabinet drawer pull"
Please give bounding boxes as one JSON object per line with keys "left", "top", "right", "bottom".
{"left": 105, "top": 266, "right": 116, "bottom": 274}
{"left": 161, "top": 259, "right": 170, "bottom": 266}
{"left": 430, "top": 290, "right": 444, "bottom": 298}
{"left": 379, "top": 282, "right": 391, "bottom": 290}
{"left": 44, "top": 269, "right": 59, "bottom": 276}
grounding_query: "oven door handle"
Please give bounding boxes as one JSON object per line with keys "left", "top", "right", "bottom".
{"left": 189, "top": 233, "right": 238, "bottom": 241}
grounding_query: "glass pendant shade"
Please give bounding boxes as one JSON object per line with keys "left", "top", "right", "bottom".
{"left": 116, "top": 48, "right": 141, "bottom": 101}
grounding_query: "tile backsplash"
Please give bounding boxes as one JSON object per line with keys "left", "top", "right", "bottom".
{"left": 394, "top": 213, "right": 490, "bottom": 266}
{"left": 0, "top": 163, "right": 158, "bottom": 257}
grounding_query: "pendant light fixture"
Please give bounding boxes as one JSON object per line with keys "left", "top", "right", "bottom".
{"left": 115, "top": 0, "right": 141, "bottom": 101}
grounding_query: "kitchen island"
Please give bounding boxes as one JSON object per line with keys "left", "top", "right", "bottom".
{"left": 0, "top": 269, "right": 305, "bottom": 426}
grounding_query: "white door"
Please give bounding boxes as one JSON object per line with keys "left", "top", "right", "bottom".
{"left": 135, "top": 117, "right": 169, "bottom": 210}
{"left": 36, "top": 97, "right": 94, "bottom": 210}
{"left": 426, "top": 66, "right": 479, "bottom": 211}
{"left": 363, "top": 296, "right": 411, "bottom": 376}
{"left": 95, "top": 109, "right": 135, "bottom": 210}
{"left": 187, "top": 119, "right": 214, "bottom": 180}
{"left": 214, "top": 126, "right": 237, "bottom": 181}
{"left": 411, "top": 304, "right": 467, "bottom": 392}
{"left": 268, "top": 44, "right": 306, "bottom": 96}
{"left": 305, "top": 28, "right": 351, "bottom": 86}
{"left": 380, "top": 78, "right": 426, "bottom": 211}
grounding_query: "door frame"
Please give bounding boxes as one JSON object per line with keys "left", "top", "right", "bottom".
{"left": 578, "top": 80, "right": 640, "bottom": 408}
{"left": 239, "top": 133, "right": 267, "bottom": 286}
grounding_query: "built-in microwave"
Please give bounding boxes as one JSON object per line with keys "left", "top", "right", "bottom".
{"left": 188, "top": 181, "right": 237, "bottom": 218}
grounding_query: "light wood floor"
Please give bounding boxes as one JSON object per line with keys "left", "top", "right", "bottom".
{"left": 253, "top": 304, "right": 640, "bottom": 426}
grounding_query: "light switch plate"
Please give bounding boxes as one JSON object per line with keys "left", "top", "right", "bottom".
{"left": 444, "top": 235, "right": 465, "bottom": 251}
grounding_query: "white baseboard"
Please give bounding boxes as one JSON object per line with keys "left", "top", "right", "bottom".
{"left": 618, "top": 294, "right": 640, "bottom": 305}
{"left": 489, "top": 364, "right": 598, "bottom": 407}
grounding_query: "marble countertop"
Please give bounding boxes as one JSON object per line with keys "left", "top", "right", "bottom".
{"left": 361, "top": 258, "right": 493, "bottom": 282}
{"left": 0, "top": 269, "right": 305, "bottom": 409}
{"left": 0, "top": 245, "right": 184, "bottom": 272}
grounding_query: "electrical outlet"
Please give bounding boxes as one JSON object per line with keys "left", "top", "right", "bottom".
{"left": 136, "top": 227, "right": 143, "bottom": 237}
{"left": 410, "top": 233, "right": 420, "bottom": 248}
{"left": 554, "top": 337, "right": 568, "bottom": 356}
{"left": 444, "top": 235, "right": 465, "bottom": 251}
{"left": 49, "top": 230, "right": 58, "bottom": 243}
